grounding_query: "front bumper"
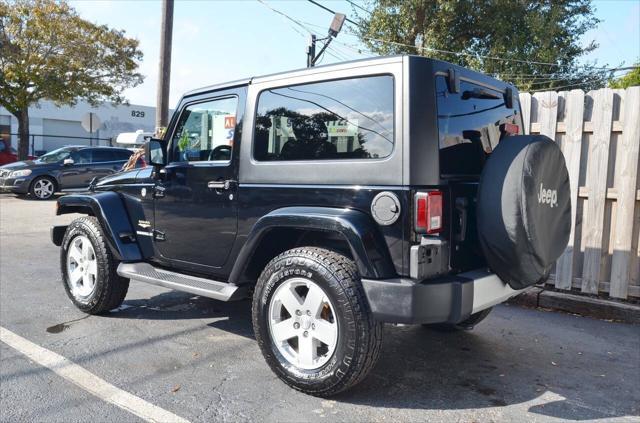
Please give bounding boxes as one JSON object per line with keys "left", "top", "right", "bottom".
{"left": 361, "top": 269, "right": 524, "bottom": 324}
{"left": 0, "top": 176, "right": 30, "bottom": 194}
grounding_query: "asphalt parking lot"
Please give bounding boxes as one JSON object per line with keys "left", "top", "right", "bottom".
{"left": 0, "top": 193, "right": 639, "bottom": 422}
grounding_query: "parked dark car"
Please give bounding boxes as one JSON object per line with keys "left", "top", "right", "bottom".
{"left": 0, "top": 146, "right": 136, "bottom": 200}
{"left": 51, "top": 56, "right": 572, "bottom": 396}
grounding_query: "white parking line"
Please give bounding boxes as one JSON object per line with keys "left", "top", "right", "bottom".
{"left": 0, "top": 326, "right": 190, "bottom": 423}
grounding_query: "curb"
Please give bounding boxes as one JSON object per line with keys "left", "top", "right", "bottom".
{"left": 508, "top": 287, "right": 640, "bottom": 324}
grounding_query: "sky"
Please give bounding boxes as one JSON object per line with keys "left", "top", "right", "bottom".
{"left": 68, "top": 0, "right": 640, "bottom": 108}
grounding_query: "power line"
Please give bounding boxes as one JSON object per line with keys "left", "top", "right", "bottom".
{"left": 257, "top": 0, "right": 346, "bottom": 63}
{"left": 258, "top": 0, "right": 358, "bottom": 65}
{"left": 306, "top": 0, "right": 359, "bottom": 26}
{"left": 326, "top": 45, "right": 351, "bottom": 61}
{"left": 260, "top": 0, "right": 634, "bottom": 87}
{"left": 266, "top": 89, "right": 393, "bottom": 144}
{"left": 497, "top": 67, "right": 635, "bottom": 79}
{"left": 305, "top": 0, "right": 631, "bottom": 71}
{"left": 529, "top": 76, "right": 605, "bottom": 92}
{"left": 353, "top": 29, "right": 622, "bottom": 70}
{"left": 345, "top": 0, "right": 372, "bottom": 16}
{"left": 285, "top": 86, "right": 389, "bottom": 132}
{"left": 256, "top": 0, "right": 311, "bottom": 38}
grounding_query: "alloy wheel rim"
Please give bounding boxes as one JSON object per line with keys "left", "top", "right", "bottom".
{"left": 268, "top": 277, "right": 338, "bottom": 370}
{"left": 34, "top": 179, "right": 54, "bottom": 198}
{"left": 66, "top": 235, "right": 98, "bottom": 298}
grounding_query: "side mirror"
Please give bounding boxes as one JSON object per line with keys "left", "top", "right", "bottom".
{"left": 63, "top": 158, "right": 74, "bottom": 166}
{"left": 144, "top": 138, "right": 166, "bottom": 167}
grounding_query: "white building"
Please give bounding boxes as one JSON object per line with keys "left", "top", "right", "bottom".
{"left": 0, "top": 100, "right": 158, "bottom": 154}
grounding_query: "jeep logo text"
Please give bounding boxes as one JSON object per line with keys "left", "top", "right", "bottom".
{"left": 538, "top": 183, "right": 558, "bottom": 208}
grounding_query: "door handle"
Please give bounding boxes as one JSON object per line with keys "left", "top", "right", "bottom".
{"left": 207, "top": 181, "right": 226, "bottom": 190}
{"left": 207, "top": 180, "right": 235, "bottom": 190}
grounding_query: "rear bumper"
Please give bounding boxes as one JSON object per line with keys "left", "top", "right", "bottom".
{"left": 361, "top": 269, "right": 524, "bottom": 324}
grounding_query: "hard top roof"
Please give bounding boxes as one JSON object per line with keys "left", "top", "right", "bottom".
{"left": 182, "top": 55, "right": 514, "bottom": 99}
{"left": 182, "top": 55, "right": 406, "bottom": 97}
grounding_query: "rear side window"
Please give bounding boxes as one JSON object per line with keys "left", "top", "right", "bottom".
{"left": 436, "top": 76, "right": 520, "bottom": 176}
{"left": 113, "top": 150, "right": 133, "bottom": 161}
{"left": 254, "top": 75, "right": 394, "bottom": 161}
{"left": 71, "top": 149, "right": 92, "bottom": 164}
{"left": 92, "top": 149, "right": 115, "bottom": 162}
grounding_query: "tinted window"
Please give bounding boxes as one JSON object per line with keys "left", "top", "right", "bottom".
{"left": 92, "top": 149, "right": 116, "bottom": 162}
{"left": 113, "top": 150, "right": 133, "bottom": 161}
{"left": 39, "top": 147, "right": 73, "bottom": 163}
{"left": 436, "top": 76, "right": 520, "bottom": 176}
{"left": 71, "top": 149, "right": 91, "bottom": 164}
{"left": 254, "top": 75, "right": 394, "bottom": 161}
{"left": 170, "top": 97, "right": 238, "bottom": 162}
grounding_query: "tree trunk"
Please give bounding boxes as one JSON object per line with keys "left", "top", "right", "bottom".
{"left": 16, "top": 108, "right": 30, "bottom": 160}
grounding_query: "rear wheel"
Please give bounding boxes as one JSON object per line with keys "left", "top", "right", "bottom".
{"left": 60, "top": 216, "right": 129, "bottom": 314}
{"left": 29, "top": 176, "right": 56, "bottom": 200}
{"left": 252, "top": 247, "right": 383, "bottom": 397}
{"left": 423, "top": 307, "right": 493, "bottom": 332}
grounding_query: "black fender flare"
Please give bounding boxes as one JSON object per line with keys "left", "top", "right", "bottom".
{"left": 55, "top": 192, "right": 142, "bottom": 262}
{"left": 229, "top": 206, "right": 396, "bottom": 284}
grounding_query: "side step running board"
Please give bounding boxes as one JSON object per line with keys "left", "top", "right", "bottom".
{"left": 117, "top": 262, "right": 246, "bottom": 302}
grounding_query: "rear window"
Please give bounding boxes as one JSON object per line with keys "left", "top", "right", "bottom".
{"left": 254, "top": 75, "right": 394, "bottom": 161}
{"left": 436, "top": 76, "right": 520, "bottom": 176}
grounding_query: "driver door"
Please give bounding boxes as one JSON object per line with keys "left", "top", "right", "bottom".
{"left": 59, "top": 149, "right": 92, "bottom": 188}
{"left": 152, "top": 89, "right": 243, "bottom": 273}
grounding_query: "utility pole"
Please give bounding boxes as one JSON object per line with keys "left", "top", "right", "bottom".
{"left": 306, "top": 13, "right": 345, "bottom": 68}
{"left": 155, "top": 0, "right": 174, "bottom": 135}
{"left": 306, "top": 35, "right": 316, "bottom": 68}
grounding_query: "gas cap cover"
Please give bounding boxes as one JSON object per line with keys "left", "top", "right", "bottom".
{"left": 371, "top": 191, "right": 401, "bottom": 226}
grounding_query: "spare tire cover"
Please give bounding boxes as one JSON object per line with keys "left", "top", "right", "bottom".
{"left": 477, "top": 135, "right": 571, "bottom": 290}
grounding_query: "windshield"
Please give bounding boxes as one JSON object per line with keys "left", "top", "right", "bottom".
{"left": 38, "top": 147, "right": 73, "bottom": 163}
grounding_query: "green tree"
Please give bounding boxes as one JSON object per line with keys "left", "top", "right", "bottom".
{"left": 0, "top": 0, "right": 143, "bottom": 159}
{"left": 609, "top": 64, "right": 640, "bottom": 88}
{"left": 353, "top": 0, "right": 612, "bottom": 92}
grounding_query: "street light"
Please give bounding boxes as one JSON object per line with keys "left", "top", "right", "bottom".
{"left": 307, "top": 13, "right": 346, "bottom": 67}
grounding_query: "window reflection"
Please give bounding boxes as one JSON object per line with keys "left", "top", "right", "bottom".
{"left": 254, "top": 76, "right": 394, "bottom": 161}
{"left": 171, "top": 97, "right": 238, "bottom": 162}
{"left": 437, "top": 76, "right": 520, "bottom": 176}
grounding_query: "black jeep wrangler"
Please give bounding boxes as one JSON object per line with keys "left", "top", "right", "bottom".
{"left": 51, "top": 56, "right": 571, "bottom": 396}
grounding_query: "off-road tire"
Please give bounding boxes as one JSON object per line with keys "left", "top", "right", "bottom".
{"left": 60, "top": 216, "right": 129, "bottom": 314}
{"left": 29, "top": 176, "right": 57, "bottom": 200}
{"left": 423, "top": 307, "right": 493, "bottom": 332}
{"left": 252, "top": 247, "right": 383, "bottom": 397}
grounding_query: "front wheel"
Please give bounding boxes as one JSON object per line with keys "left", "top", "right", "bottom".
{"left": 29, "top": 176, "right": 56, "bottom": 200}
{"left": 60, "top": 216, "right": 129, "bottom": 314}
{"left": 252, "top": 247, "right": 383, "bottom": 397}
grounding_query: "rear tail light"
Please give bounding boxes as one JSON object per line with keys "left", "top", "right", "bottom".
{"left": 415, "top": 191, "right": 443, "bottom": 234}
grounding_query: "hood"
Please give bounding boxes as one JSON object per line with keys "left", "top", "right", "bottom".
{"left": 96, "top": 167, "right": 142, "bottom": 187}
{"left": 0, "top": 160, "right": 41, "bottom": 170}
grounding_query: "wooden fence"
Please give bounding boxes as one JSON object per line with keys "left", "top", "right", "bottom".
{"left": 519, "top": 87, "right": 640, "bottom": 299}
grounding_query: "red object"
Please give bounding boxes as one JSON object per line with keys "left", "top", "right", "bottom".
{"left": 0, "top": 140, "right": 36, "bottom": 164}
{"left": 0, "top": 140, "right": 18, "bottom": 165}
{"left": 415, "top": 191, "right": 443, "bottom": 234}
{"left": 501, "top": 123, "right": 520, "bottom": 135}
